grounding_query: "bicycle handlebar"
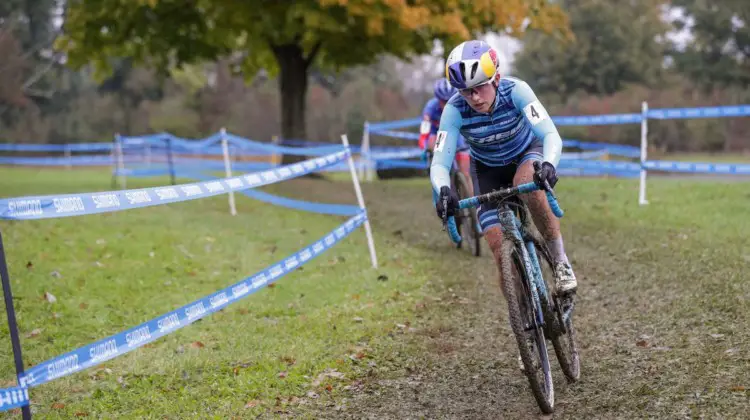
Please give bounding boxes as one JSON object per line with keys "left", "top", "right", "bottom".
{"left": 444, "top": 181, "right": 564, "bottom": 245}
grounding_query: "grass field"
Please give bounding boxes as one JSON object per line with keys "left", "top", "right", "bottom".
{"left": 0, "top": 166, "right": 749, "bottom": 418}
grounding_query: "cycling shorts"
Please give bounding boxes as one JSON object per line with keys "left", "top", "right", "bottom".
{"left": 470, "top": 139, "right": 543, "bottom": 232}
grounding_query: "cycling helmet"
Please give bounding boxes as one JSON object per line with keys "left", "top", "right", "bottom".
{"left": 433, "top": 79, "right": 457, "bottom": 101}
{"left": 445, "top": 40, "right": 500, "bottom": 90}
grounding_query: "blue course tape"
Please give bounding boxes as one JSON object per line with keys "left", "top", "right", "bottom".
{"left": 0, "top": 143, "right": 113, "bottom": 152}
{"left": 375, "top": 159, "right": 428, "bottom": 170}
{"left": 237, "top": 189, "right": 362, "bottom": 216}
{"left": 367, "top": 118, "right": 422, "bottom": 131}
{"left": 181, "top": 171, "right": 362, "bottom": 216}
{"left": 19, "top": 211, "right": 367, "bottom": 388}
{"left": 368, "top": 130, "right": 420, "bottom": 140}
{"left": 368, "top": 148, "right": 423, "bottom": 160}
{"left": 0, "top": 155, "right": 118, "bottom": 166}
{"left": 552, "top": 113, "right": 642, "bottom": 126}
{"left": 563, "top": 139, "right": 641, "bottom": 158}
{"left": 0, "top": 150, "right": 350, "bottom": 220}
{"left": 560, "top": 150, "right": 610, "bottom": 160}
{"left": 225, "top": 134, "right": 344, "bottom": 156}
{"left": 0, "top": 386, "right": 30, "bottom": 412}
{"left": 643, "top": 160, "right": 750, "bottom": 174}
{"left": 559, "top": 159, "right": 641, "bottom": 172}
{"left": 647, "top": 105, "right": 750, "bottom": 120}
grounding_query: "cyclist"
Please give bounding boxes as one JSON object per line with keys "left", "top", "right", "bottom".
{"left": 430, "top": 40, "right": 577, "bottom": 296}
{"left": 420, "top": 79, "right": 473, "bottom": 197}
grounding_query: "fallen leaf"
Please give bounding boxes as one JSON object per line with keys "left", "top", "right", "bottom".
{"left": 355, "top": 352, "right": 366, "bottom": 360}
{"left": 244, "top": 400, "right": 260, "bottom": 408}
{"left": 44, "top": 292, "right": 57, "bottom": 303}
{"left": 267, "top": 284, "right": 276, "bottom": 288}
{"left": 352, "top": 294, "right": 360, "bottom": 300}
{"left": 238, "top": 308, "right": 249, "bottom": 315}
{"left": 79, "top": 302, "right": 88, "bottom": 310}
{"left": 26, "top": 328, "right": 42, "bottom": 338}
{"left": 730, "top": 386, "right": 745, "bottom": 392}
{"left": 278, "top": 371, "right": 287, "bottom": 378}
{"left": 325, "top": 384, "right": 333, "bottom": 392}
{"left": 51, "top": 403, "right": 65, "bottom": 409}
{"left": 311, "top": 369, "right": 345, "bottom": 386}
{"left": 280, "top": 356, "right": 296, "bottom": 366}
{"left": 25, "top": 261, "right": 33, "bottom": 270}
{"left": 75, "top": 412, "right": 89, "bottom": 417}
{"left": 191, "top": 341, "right": 205, "bottom": 349}
{"left": 636, "top": 339, "right": 648, "bottom": 348}
{"left": 233, "top": 367, "right": 240, "bottom": 376}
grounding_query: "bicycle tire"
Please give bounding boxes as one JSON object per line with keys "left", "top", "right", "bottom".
{"left": 501, "top": 240, "right": 554, "bottom": 413}
{"left": 529, "top": 236, "right": 581, "bottom": 384}
{"left": 453, "top": 172, "right": 482, "bottom": 257}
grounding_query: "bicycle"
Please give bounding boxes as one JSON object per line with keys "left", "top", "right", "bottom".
{"left": 442, "top": 161, "right": 580, "bottom": 414}
{"left": 425, "top": 149, "right": 482, "bottom": 257}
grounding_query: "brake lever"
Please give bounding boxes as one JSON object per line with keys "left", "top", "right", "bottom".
{"left": 441, "top": 195, "right": 449, "bottom": 230}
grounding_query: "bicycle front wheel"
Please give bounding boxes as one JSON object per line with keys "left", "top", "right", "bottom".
{"left": 501, "top": 241, "right": 554, "bottom": 413}
{"left": 453, "top": 171, "right": 481, "bottom": 257}
{"left": 531, "top": 236, "right": 581, "bottom": 384}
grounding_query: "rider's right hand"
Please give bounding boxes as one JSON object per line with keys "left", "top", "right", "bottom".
{"left": 436, "top": 186, "right": 459, "bottom": 220}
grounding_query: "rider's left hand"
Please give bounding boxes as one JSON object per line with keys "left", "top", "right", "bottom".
{"left": 533, "top": 161, "right": 558, "bottom": 189}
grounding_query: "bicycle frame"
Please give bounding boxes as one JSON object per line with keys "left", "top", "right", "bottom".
{"left": 443, "top": 182, "right": 567, "bottom": 321}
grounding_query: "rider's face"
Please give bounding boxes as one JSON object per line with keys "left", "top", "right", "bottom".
{"left": 459, "top": 81, "right": 496, "bottom": 114}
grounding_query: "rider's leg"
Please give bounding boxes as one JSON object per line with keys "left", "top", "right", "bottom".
{"left": 513, "top": 158, "right": 577, "bottom": 294}
{"left": 471, "top": 158, "right": 513, "bottom": 292}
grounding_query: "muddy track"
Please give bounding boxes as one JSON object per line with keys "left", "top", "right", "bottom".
{"left": 267, "top": 177, "right": 749, "bottom": 420}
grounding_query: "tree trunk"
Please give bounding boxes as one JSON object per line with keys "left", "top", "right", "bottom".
{"left": 273, "top": 43, "right": 312, "bottom": 165}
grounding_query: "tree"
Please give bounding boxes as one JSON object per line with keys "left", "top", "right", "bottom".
{"left": 669, "top": 0, "right": 750, "bottom": 91}
{"left": 58, "top": 0, "right": 570, "bottom": 162}
{"left": 513, "top": 0, "right": 670, "bottom": 98}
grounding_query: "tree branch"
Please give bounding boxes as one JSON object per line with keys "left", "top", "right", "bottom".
{"left": 304, "top": 41, "right": 322, "bottom": 69}
{"left": 22, "top": 56, "right": 57, "bottom": 90}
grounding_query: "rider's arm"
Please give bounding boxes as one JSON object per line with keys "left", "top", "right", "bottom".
{"left": 510, "top": 81, "right": 562, "bottom": 167}
{"left": 429, "top": 103, "right": 462, "bottom": 194}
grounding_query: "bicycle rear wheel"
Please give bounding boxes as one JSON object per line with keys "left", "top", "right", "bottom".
{"left": 502, "top": 240, "right": 554, "bottom": 413}
{"left": 453, "top": 171, "right": 481, "bottom": 257}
